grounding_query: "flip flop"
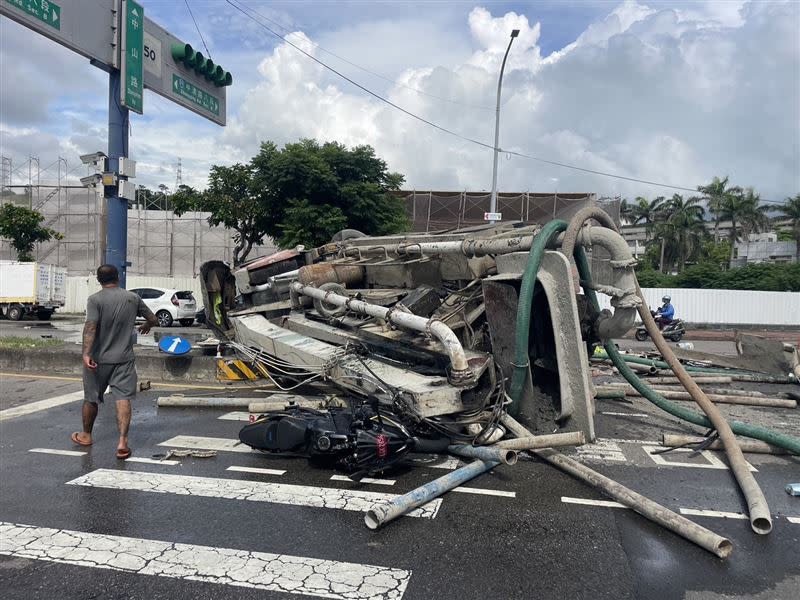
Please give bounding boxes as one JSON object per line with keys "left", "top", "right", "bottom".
{"left": 115, "top": 447, "right": 132, "bottom": 459}
{"left": 71, "top": 432, "right": 92, "bottom": 447}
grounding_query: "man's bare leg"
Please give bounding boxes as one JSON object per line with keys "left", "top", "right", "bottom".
{"left": 73, "top": 401, "right": 98, "bottom": 445}
{"left": 115, "top": 398, "right": 132, "bottom": 454}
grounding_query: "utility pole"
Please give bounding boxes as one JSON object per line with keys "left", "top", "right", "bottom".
{"left": 488, "top": 29, "right": 519, "bottom": 224}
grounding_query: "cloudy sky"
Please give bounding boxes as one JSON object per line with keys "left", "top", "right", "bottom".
{"left": 1, "top": 0, "right": 798, "bottom": 203}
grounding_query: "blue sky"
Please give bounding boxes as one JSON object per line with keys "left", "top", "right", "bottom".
{"left": 1, "top": 1, "right": 798, "bottom": 201}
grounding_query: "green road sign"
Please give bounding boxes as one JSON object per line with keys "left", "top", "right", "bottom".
{"left": 4, "top": 0, "right": 61, "bottom": 30}
{"left": 121, "top": 0, "right": 143, "bottom": 113}
{"left": 172, "top": 74, "right": 220, "bottom": 116}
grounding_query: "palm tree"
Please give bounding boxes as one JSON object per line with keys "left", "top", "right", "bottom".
{"left": 697, "top": 176, "right": 741, "bottom": 241}
{"left": 716, "top": 188, "right": 771, "bottom": 257}
{"left": 651, "top": 194, "right": 706, "bottom": 272}
{"left": 775, "top": 193, "right": 800, "bottom": 261}
{"left": 625, "top": 196, "right": 667, "bottom": 240}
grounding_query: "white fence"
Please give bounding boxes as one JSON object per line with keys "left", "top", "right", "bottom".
{"left": 597, "top": 287, "right": 800, "bottom": 327}
{"left": 62, "top": 277, "right": 800, "bottom": 327}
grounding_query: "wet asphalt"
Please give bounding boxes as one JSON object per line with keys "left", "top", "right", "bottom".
{"left": 0, "top": 374, "right": 798, "bottom": 599}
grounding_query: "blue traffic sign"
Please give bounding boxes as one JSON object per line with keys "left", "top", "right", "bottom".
{"left": 158, "top": 335, "right": 192, "bottom": 355}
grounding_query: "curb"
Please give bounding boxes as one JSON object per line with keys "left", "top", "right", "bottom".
{"left": 0, "top": 344, "right": 218, "bottom": 382}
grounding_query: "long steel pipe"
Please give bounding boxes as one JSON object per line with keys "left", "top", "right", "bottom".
{"left": 290, "top": 281, "right": 474, "bottom": 385}
{"left": 364, "top": 459, "right": 498, "bottom": 530}
{"left": 448, "top": 444, "right": 517, "bottom": 465}
{"left": 495, "top": 431, "right": 585, "bottom": 450}
{"left": 661, "top": 434, "right": 788, "bottom": 455}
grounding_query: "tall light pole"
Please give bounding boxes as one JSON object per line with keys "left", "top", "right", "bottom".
{"left": 489, "top": 28, "right": 520, "bottom": 224}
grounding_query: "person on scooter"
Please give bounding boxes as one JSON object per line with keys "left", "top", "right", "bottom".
{"left": 655, "top": 296, "right": 675, "bottom": 330}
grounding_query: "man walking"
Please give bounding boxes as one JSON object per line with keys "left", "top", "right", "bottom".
{"left": 71, "top": 264, "right": 158, "bottom": 458}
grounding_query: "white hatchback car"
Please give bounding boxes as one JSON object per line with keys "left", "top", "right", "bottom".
{"left": 130, "top": 287, "right": 197, "bottom": 327}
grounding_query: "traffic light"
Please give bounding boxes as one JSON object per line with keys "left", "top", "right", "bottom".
{"left": 171, "top": 42, "right": 233, "bottom": 87}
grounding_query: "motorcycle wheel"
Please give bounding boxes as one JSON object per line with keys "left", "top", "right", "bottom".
{"left": 670, "top": 333, "right": 683, "bottom": 342}
{"left": 635, "top": 329, "right": 649, "bottom": 342}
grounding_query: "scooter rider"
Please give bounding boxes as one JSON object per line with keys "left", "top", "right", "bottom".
{"left": 655, "top": 296, "right": 675, "bottom": 329}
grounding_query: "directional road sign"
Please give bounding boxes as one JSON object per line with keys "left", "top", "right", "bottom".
{"left": 120, "top": 0, "right": 144, "bottom": 114}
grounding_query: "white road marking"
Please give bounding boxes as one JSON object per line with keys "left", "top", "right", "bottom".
{"left": 561, "top": 496, "right": 627, "bottom": 509}
{"left": 29, "top": 448, "right": 86, "bottom": 457}
{"left": 67, "top": 469, "right": 440, "bottom": 519}
{"left": 452, "top": 487, "right": 516, "bottom": 498}
{"left": 408, "top": 455, "right": 462, "bottom": 470}
{"left": 643, "top": 446, "right": 758, "bottom": 472}
{"left": 575, "top": 440, "right": 626, "bottom": 463}
{"left": 787, "top": 517, "right": 800, "bottom": 524}
{"left": 679, "top": 508, "right": 748, "bottom": 520}
{"left": 0, "top": 521, "right": 411, "bottom": 599}
{"left": 330, "top": 475, "right": 396, "bottom": 486}
{"left": 0, "top": 391, "right": 84, "bottom": 421}
{"left": 125, "top": 457, "right": 181, "bottom": 466}
{"left": 227, "top": 466, "right": 287, "bottom": 476}
{"left": 598, "top": 437, "right": 659, "bottom": 445}
{"left": 601, "top": 412, "right": 649, "bottom": 418}
{"left": 159, "top": 435, "right": 254, "bottom": 453}
{"left": 218, "top": 411, "right": 254, "bottom": 421}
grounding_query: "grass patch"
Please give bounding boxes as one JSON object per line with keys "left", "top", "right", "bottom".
{"left": 0, "top": 336, "right": 64, "bottom": 349}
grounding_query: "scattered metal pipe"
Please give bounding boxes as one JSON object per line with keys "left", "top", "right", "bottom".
{"left": 290, "top": 281, "right": 474, "bottom": 386}
{"left": 592, "top": 357, "right": 657, "bottom": 374}
{"left": 637, "top": 376, "right": 733, "bottom": 385}
{"left": 448, "top": 444, "right": 517, "bottom": 465}
{"left": 248, "top": 400, "right": 328, "bottom": 413}
{"left": 364, "top": 459, "right": 498, "bottom": 530}
{"left": 495, "top": 432, "right": 585, "bottom": 450}
{"left": 661, "top": 434, "right": 788, "bottom": 455}
{"left": 297, "top": 263, "right": 364, "bottom": 287}
{"left": 499, "top": 413, "right": 535, "bottom": 439}
{"left": 606, "top": 386, "right": 796, "bottom": 409}
{"left": 157, "top": 396, "right": 253, "bottom": 408}
{"left": 533, "top": 448, "right": 733, "bottom": 559}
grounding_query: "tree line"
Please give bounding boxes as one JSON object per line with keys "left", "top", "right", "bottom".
{"left": 621, "top": 177, "right": 800, "bottom": 273}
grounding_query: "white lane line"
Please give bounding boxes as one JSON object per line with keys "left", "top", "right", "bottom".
{"left": 159, "top": 435, "right": 254, "bottom": 453}
{"left": 679, "top": 508, "right": 748, "bottom": 520}
{"left": 452, "top": 487, "right": 516, "bottom": 498}
{"left": 0, "top": 521, "right": 411, "bottom": 599}
{"left": 330, "top": 475, "right": 396, "bottom": 486}
{"left": 125, "top": 457, "right": 181, "bottom": 466}
{"left": 787, "top": 517, "right": 800, "bottom": 524}
{"left": 0, "top": 391, "right": 84, "bottom": 421}
{"left": 561, "top": 496, "right": 626, "bottom": 509}
{"left": 67, "top": 469, "right": 440, "bottom": 519}
{"left": 598, "top": 437, "right": 659, "bottom": 445}
{"left": 601, "top": 412, "right": 649, "bottom": 418}
{"left": 29, "top": 448, "right": 86, "bottom": 457}
{"left": 218, "top": 412, "right": 253, "bottom": 421}
{"left": 409, "top": 455, "right": 462, "bottom": 470}
{"left": 643, "top": 446, "right": 758, "bottom": 472}
{"left": 227, "top": 466, "right": 286, "bottom": 476}
{"left": 575, "top": 440, "right": 626, "bottom": 463}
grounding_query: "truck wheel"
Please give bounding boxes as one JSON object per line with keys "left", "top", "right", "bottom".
{"left": 37, "top": 310, "right": 52, "bottom": 321}
{"left": 7, "top": 305, "right": 24, "bottom": 321}
{"left": 635, "top": 329, "right": 648, "bottom": 342}
{"left": 156, "top": 310, "right": 174, "bottom": 327}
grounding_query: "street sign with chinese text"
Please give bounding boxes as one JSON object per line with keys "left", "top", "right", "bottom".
{"left": 172, "top": 75, "right": 220, "bottom": 115}
{"left": 4, "top": 0, "right": 60, "bottom": 29}
{"left": 120, "top": 0, "right": 143, "bottom": 114}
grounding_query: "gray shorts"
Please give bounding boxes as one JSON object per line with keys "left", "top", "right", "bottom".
{"left": 83, "top": 360, "right": 137, "bottom": 404}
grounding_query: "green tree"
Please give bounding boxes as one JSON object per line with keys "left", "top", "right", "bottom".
{"left": 174, "top": 139, "right": 408, "bottom": 264}
{"left": 715, "top": 187, "right": 770, "bottom": 255}
{"left": 650, "top": 194, "right": 706, "bottom": 272}
{"left": 697, "top": 176, "right": 740, "bottom": 241}
{"left": 0, "top": 204, "right": 63, "bottom": 261}
{"left": 699, "top": 239, "right": 732, "bottom": 270}
{"left": 623, "top": 196, "right": 667, "bottom": 240}
{"left": 775, "top": 193, "right": 800, "bottom": 261}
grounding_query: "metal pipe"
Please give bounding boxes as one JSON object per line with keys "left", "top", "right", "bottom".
{"left": 157, "top": 396, "right": 253, "bottom": 407}
{"left": 364, "top": 459, "right": 498, "bottom": 530}
{"left": 290, "top": 281, "right": 474, "bottom": 385}
{"left": 598, "top": 385, "right": 797, "bottom": 408}
{"left": 534, "top": 448, "right": 733, "bottom": 558}
{"left": 635, "top": 376, "right": 733, "bottom": 385}
{"left": 495, "top": 432, "right": 585, "bottom": 450}
{"left": 661, "top": 434, "right": 788, "bottom": 455}
{"left": 448, "top": 444, "right": 517, "bottom": 465}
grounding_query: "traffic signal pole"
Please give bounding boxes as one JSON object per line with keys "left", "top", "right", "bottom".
{"left": 106, "top": 68, "right": 130, "bottom": 288}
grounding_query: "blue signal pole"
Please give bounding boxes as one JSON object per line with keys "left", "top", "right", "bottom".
{"left": 106, "top": 69, "right": 130, "bottom": 288}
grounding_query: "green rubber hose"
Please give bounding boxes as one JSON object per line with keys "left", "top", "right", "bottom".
{"left": 508, "top": 220, "right": 568, "bottom": 415}
{"left": 574, "top": 247, "right": 800, "bottom": 455}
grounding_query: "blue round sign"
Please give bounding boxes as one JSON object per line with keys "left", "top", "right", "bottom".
{"left": 158, "top": 335, "right": 192, "bottom": 355}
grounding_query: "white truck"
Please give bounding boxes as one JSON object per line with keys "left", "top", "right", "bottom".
{"left": 0, "top": 261, "right": 67, "bottom": 321}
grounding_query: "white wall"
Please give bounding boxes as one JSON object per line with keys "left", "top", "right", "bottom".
{"left": 64, "top": 276, "right": 203, "bottom": 313}
{"left": 597, "top": 287, "right": 800, "bottom": 327}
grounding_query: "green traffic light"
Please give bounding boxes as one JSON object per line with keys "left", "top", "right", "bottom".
{"left": 203, "top": 58, "right": 216, "bottom": 79}
{"left": 192, "top": 51, "right": 206, "bottom": 74}
{"left": 214, "top": 71, "right": 233, "bottom": 87}
{"left": 171, "top": 42, "right": 194, "bottom": 64}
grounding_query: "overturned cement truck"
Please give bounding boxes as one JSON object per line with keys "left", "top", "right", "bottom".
{"left": 199, "top": 206, "right": 640, "bottom": 447}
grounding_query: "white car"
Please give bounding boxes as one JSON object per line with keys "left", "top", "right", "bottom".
{"left": 130, "top": 287, "right": 197, "bottom": 327}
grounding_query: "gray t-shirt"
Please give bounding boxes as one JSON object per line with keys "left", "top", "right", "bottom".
{"left": 86, "top": 287, "right": 152, "bottom": 364}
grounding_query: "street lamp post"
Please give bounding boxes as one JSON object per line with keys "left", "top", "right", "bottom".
{"left": 489, "top": 29, "right": 519, "bottom": 224}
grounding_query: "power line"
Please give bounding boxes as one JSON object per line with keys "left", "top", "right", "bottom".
{"left": 233, "top": 2, "right": 493, "bottom": 111}
{"left": 224, "top": 0, "right": 790, "bottom": 205}
{"left": 185, "top": 0, "right": 211, "bottom": 59}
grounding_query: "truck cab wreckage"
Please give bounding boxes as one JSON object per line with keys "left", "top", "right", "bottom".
{"left": 198, "top": 207, "right": 798, "bottom": 551}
